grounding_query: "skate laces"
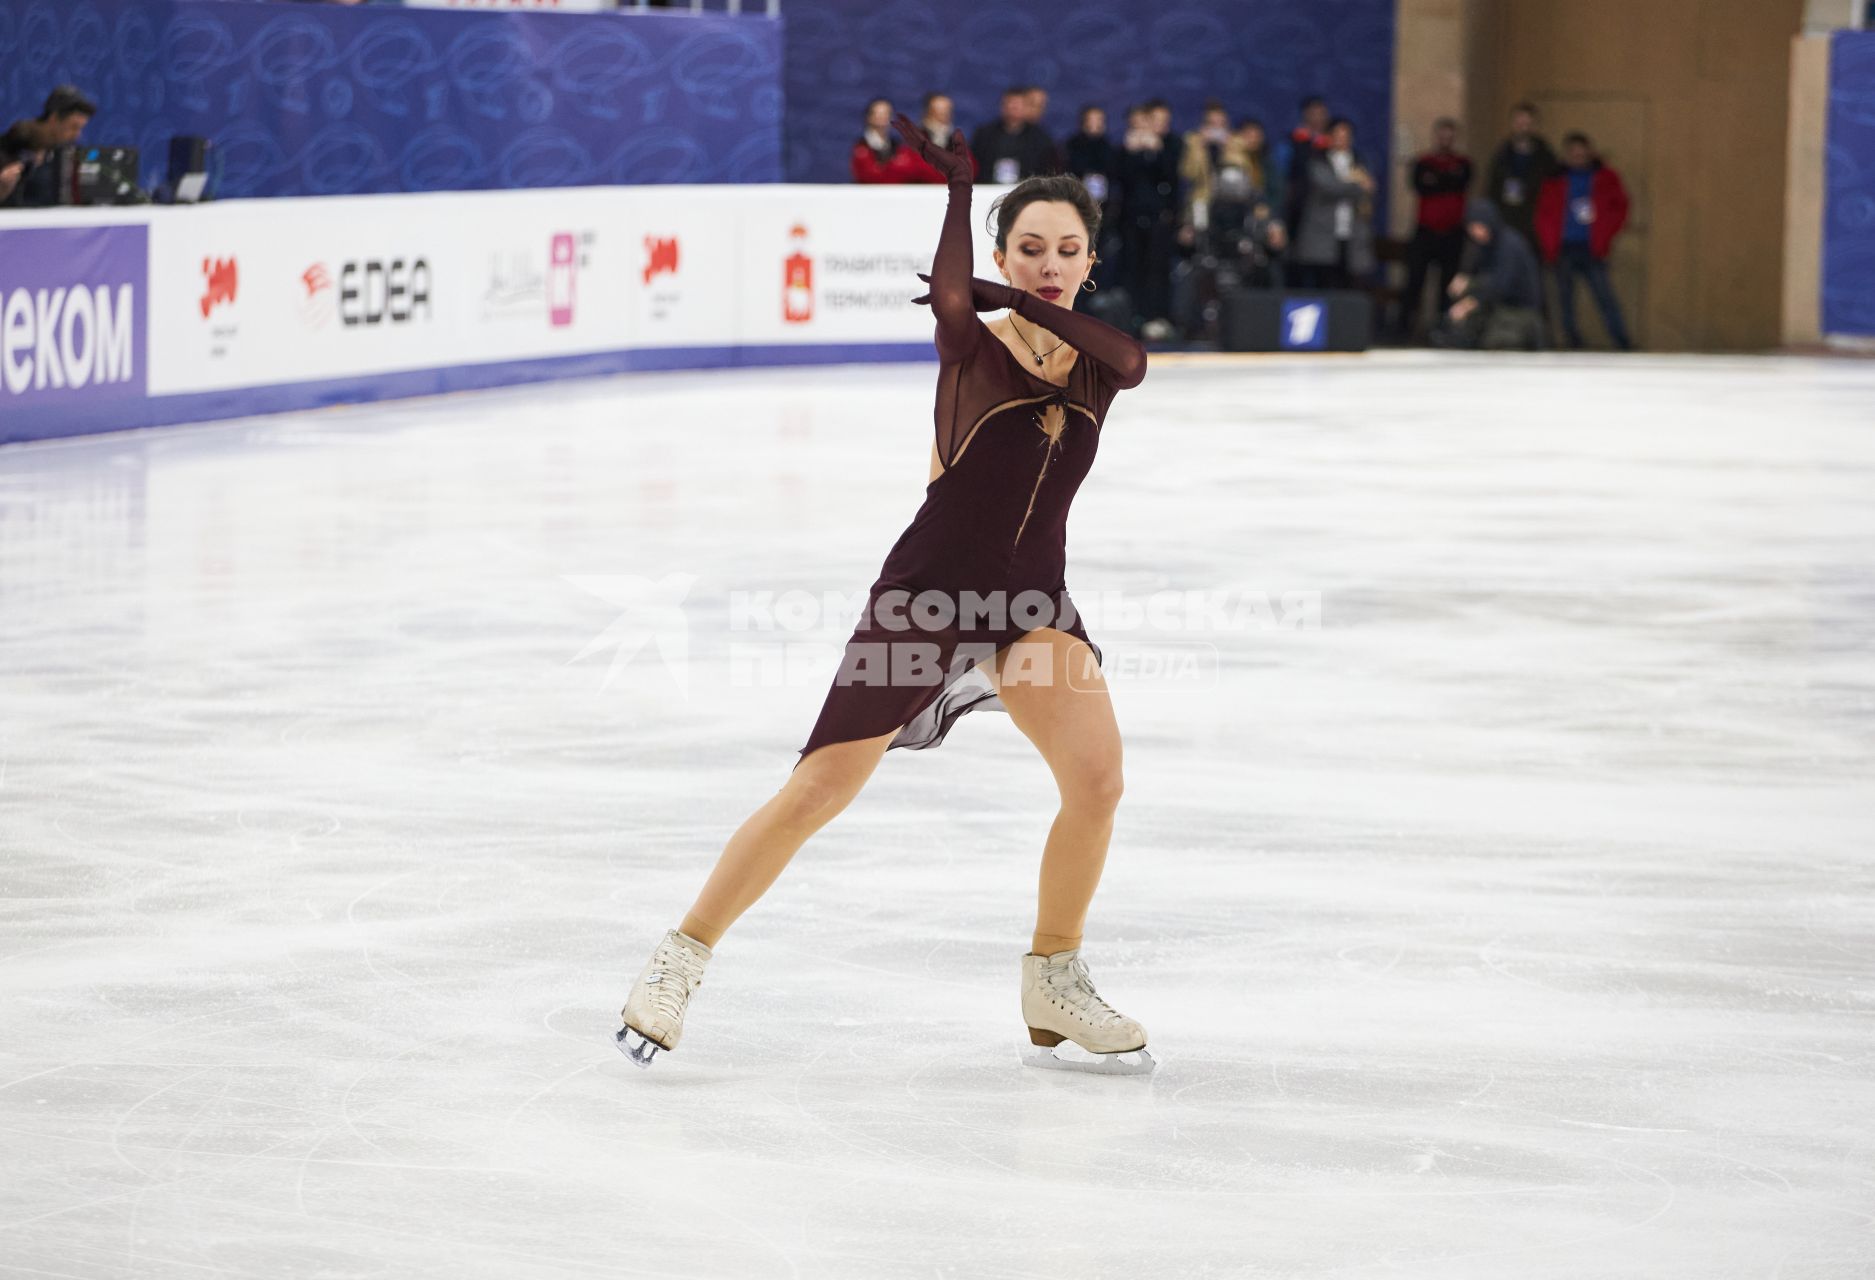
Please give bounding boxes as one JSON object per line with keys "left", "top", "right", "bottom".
{"left": 647, "top": 936, "right": 707, "bottom": 1024}
{"left": 1045, "top": 954, "right": 1124, "bottom": 1028}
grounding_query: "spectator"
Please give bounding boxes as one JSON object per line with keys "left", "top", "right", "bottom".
{"left": 1024, "top": 85, "right": 1053, "bottom": 138}
{"left": 1, "top": 84, "right": 96, "bottom": 208}
{"left": 1177, "top": 100, "right": 1237, "bottom": 229}
{"left": 971, "top": 85, "right": 1058, "bottom": 184}
{"left": 1430, "top": 199, "right": 1544, "bottom": 350}
{"left": 1065, "top": 104, "right": 1114, "bottom": 201}
{"left": 1117, "top": 102, "right": 1180, "bottom": 339}
{"left": 1143, "top": 97, "right": 1183, "bottom": 181}
{"left": 1279, "top": 94, "right": 1332, "bottom": 233}
{"left": 850, "top": 97, "right": 917, "bottom": 183}
{"left": 1180, "top": 113, "right": 1287, "bottom": 308}
{"left": 899, "top": 92, "right": 977, "bottom": 184}
{"left": 1232, "top": 116, "right": 1285, "bottom": 231}
{"left": 1293, "top": 117, "right": 1375, "bottom": 290}
{"left": 1399, "top": 117, "right": 1473, "bottom": 338}
{"left": 1536, "top": 131, "right": 1633, "bottom": 350}
{"left": 1065, "top": 105, "right": 1122, "bottom": 295}
{"left": 1484, "top": 102, "right": 1557, "bottom": 248}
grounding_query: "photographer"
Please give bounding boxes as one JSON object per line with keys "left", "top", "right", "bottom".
{"left": 1429, "top": 200, "right": 1544, "bottom": 351}
{"left": 1, "top": 85, "right": 97, "bottom": 208}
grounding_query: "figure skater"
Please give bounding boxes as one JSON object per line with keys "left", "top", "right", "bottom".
{"left": 618, "top": 113, "right": 1154, "bottom": 1075}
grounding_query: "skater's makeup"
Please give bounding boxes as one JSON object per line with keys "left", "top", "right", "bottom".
{"left": 994, "top": 201, "right": 1092, "bottom": 305}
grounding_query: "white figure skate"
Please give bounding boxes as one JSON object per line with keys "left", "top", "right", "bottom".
{"left": 616, "top": 927, "right": 712, "bottom": 1068}
{"left": 1019, "top": 947, "right": 1157, "bottom": 1075}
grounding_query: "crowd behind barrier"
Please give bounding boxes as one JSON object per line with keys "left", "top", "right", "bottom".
{"left": 847, "top": 88, "right": 1639, "bottom": 353}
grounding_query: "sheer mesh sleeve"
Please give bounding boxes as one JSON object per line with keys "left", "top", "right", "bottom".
{"left": 930, "top": 179, "right": 984, "bottom": 469}
{"left": 1008, "top": 290, "right": 1149, "bottom": 390}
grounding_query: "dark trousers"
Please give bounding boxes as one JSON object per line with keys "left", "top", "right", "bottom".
{"left": 1402, "top": 226, "right": 1465, "bottom": 335}
{"left": 1555, "top": 243, "right": 1633, "bottom": 350}
{"left": 1294, "top": 242, "right": 1351, "bottom": 290}
{"left": 1122, "top": 211, "right": 1175, "bottom": 325}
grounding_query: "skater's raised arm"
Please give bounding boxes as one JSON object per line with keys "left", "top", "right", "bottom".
{"left": 892, "top": 113, "right": 978, "bottom": 363}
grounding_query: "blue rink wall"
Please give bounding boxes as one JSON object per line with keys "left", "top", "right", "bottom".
{"left": 1824, "top": 31, "right": 1875, "bottom": 338}
{"left": 0, "top": 0, "right": 783, "bottom": 198}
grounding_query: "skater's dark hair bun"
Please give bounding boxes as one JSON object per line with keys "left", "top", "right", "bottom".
{"left": 987, "top": 175, "right": 1102, "bottom": 255}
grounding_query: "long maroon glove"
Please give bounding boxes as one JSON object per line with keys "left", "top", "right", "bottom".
{"left": 891, "top": 112, "right": 972, "bottom": 184}
{"left": 911, "top": 273, "right": 1148, "bottom": 390}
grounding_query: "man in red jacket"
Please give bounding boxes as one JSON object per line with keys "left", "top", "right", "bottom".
{"left": 1535, "top": 131, "right": 1634, "bottom": 350}
{"left": 1399, "top": 116, "right": 1472, "bottom": 339}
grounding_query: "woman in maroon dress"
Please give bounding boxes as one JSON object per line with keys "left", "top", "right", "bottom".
{"left": 618, "top": 115, "right": 1157, "bottom": 1074}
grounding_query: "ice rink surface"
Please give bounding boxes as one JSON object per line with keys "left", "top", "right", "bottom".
{"left": 2, "top": 351, "right": 1872, "bottom": 1278}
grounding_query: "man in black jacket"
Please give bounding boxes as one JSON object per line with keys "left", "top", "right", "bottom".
{"left": 1431, "top": 199, "right": 1544, "bottom": 350}
{"left": 971, "top": 85, "right": 1059, "bottom": 184}
{"left": 1, "top": 85, "right": 96, "bottom": 207}
{"left": 1484, "top": 102, "right": 1557, "bottom": 249}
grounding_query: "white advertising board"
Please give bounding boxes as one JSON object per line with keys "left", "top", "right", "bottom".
{"left": 150, "top": 190, "right": 633, "bottom": 394}
{"left": 134, "top": 183, "right": 1013, "bottom": 396}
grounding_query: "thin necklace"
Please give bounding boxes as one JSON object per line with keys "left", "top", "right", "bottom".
{"left": 1010, "top": 312, "right": 1067, "bottom": 367}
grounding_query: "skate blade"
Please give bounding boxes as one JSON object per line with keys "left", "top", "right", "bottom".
{"left": 1020, "top": 1039, "right": 1157, "bottom": 1076}
{"left": 615, "top": 1024, "right": 665, "bottom": 1069}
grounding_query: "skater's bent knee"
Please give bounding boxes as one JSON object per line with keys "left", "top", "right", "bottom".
{"left": 1061, "top": 759, "right": 1124, "bottom": 811}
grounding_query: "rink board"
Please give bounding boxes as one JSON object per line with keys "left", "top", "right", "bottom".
{"left": 0, "top": 185, "right": 1006, "bottom": 445}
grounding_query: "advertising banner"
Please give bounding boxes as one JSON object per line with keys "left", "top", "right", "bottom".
{"left": 0, "top": 225, "right": 148, "bottom": 442}
{"left": 150, "top": 191, "right": 632, "bottom": 394}
{"left": 4, "top": 184, "right": 1022, "bottom": 441}
{"left": 734, "top": 187, "right": 1006, "bottom": 346}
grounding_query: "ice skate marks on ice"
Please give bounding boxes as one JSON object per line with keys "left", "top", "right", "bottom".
{"left": 1020, "top": 1028, "right": 1158, "bottom": 1075}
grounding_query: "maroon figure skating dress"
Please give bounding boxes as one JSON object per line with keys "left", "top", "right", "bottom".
{"left": 794, "top": 177, "right": 1149, "bottom": 772}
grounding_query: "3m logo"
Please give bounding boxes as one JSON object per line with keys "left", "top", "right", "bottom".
{"left": 200, "top": 257, "right": 238, "bottom": 318}
{"left": 1280, "top": 300, "right": 1327, "bottom": 351}
{"left": 643, "top": 236, "right": 679, "bottom": 284}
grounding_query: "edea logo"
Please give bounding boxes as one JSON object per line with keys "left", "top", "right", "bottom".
{"left": 783, "top": 224, "right": 813, "bottom": 324}
{"left": 199, "top": 257, "right": 237, "bottom": 318}
{"left": 301, "top": 257, "right": 432, "bottom": 329}
{"left": 299, "top": 263, "right": 335, "bottom": 329}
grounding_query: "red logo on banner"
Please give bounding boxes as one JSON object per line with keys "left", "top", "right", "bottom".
{"left": 643, "top": 235, "right": 679, "bottom": 284}
{"left": 302, "top": 264, "right": 333, "bottom": 298}
{"left": 783, "top": 224, "right": 813, "bottom": 325}
{"left": 200, "top": 257, "right": 238, "bottom": 318}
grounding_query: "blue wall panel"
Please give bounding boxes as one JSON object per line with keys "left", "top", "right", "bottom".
{"left": 0, "top": 0, "right": 782, "bottom": 197}
{"left": 783, "top": 0, "right": 1395, "bottom": 222}
{"left": 1824, "top": 31, "right": 1875, "bottom": 337}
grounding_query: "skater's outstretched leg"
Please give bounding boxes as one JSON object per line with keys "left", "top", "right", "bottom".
{"left": 678, "top": 728, "right": 896, "bottom": 946}
{"left": 617, "top": 728, "right": 894, "bottom": 1067}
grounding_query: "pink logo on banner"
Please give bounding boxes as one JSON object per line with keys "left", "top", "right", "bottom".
{"left": 548, "top": 233, "right": 577, "bottom": 328}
